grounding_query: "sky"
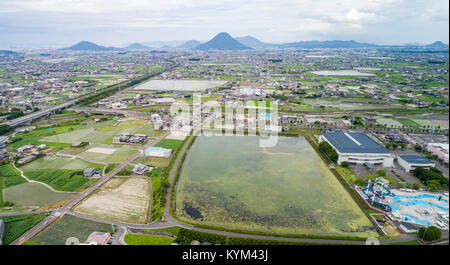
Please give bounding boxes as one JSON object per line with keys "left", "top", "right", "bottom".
{"left": 0, "top": 0, "right": 448, "bottom": 49}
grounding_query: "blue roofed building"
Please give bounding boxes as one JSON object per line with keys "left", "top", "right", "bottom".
{"left": 397, "top": 155, "right": 435, "bottom": 172}
{"left": 319, "top": 131, "right": 394, "bottom": 167}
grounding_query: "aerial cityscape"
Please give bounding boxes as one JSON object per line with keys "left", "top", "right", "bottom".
{"left": 0, "top": 0, "right": 448, "bottom": 255}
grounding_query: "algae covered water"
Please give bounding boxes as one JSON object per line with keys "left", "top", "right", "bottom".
{"left": 175, "top": 135, "right": 378, "bottom": 238}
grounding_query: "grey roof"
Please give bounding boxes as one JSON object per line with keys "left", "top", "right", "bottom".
{"left": 398, "top": 155, "right": 434, "bottom": 165}
{"left": 323, "top": 131, "right": 389, "bottom": 154}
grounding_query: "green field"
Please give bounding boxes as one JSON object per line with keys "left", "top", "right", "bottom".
{"left": 3, "top": 182, "right": 76, "bottom": 206}
{"left": 0, "top": 164, "right": 20, "bottom": 177}
{"left": 175, "top": 136, "right": 378, "bottom": 238}
{"left": 21, "top": 156, "right": 98, "bottom": 171}
{"left": 395, "top": 118, "right": 422, "bottom": 129}
{"left": 31, "top": 215, "right": 113, "bottom": 245}
{"left": 19, "top": 156, "right": 102, "bottom": 191}
{"left": 154, "top": 139, "right": 183, "bottom": 150}
{"left": 1, "top": 213, "right": 47, "bottom": 245}
{"left": 124, "top": 234, "right": 174, "bottom": 245}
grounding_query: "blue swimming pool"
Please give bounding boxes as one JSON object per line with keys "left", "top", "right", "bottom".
{"left": 402, "top": 213, "right": 432, "bottom": 226}
{"left": 394, "top": 194, "right": 449, "bottom": 204}
{"left": 391, "top": 194, "right": 449, "bottom": 212}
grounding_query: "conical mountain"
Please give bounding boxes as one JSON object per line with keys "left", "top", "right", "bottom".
{"left": 194, "top": 32, "right": 252, "bottom": 50}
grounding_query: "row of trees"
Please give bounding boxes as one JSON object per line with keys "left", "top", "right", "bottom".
{"left": 318, "top": 141, "right": 338, "bottom": 163}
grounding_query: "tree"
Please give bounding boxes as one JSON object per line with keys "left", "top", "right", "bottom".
{"left": 413, "top": 183, "right": 421, "bottom": 190}
{"left": 418, "top": 226, "right": 442, "bottom": 241}
{"left": 376, "top": 169, "right": 387, "bottom": 177}
{"left": 341, "top": 161, "right": 350, "bottom": 168}
{"left": 318, "top": 141, "right": 338, "bottom": 163}
{"left": 426, "top": 180, "right": 441, "bottom": 192}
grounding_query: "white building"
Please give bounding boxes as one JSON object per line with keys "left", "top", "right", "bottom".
{"left": 319, "top": 131, "right": 394, "bottom": 167}
{"left": 397, "top": 155, "right": 435, "bottom": 172}
{"left": 426, "top": 143, "right": 449, "bottom": 163}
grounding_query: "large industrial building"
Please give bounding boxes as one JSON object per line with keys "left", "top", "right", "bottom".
{"left": 397, "top": 155, "right": 435, "bottom": 172}
{"left": 319, "top": 131, "right": 394, "bottom": 167}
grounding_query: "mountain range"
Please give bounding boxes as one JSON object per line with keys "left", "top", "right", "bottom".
{"left": 60, "top": 34, "right": 449, "bottom": 51}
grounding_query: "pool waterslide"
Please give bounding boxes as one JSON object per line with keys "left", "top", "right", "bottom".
{"left": 362, "top": 185, "right": 392, "bottom": 212}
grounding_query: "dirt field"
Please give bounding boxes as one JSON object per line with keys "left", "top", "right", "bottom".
{"left": 73, "top": 177, "right": 150, "bottom": 224}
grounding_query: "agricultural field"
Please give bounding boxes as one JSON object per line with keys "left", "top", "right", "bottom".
{"left": 154, "top": 139, "right": 184, "bottom": 150}
{"left": 3, "top": 182, "right": 76, "bottom": 207}
{"left": 175, "top": 135, "right": 378, "bottom": 238}
{"left": 38, "top": 118, "right": 161, "bottom": 163}
{"left": 124, "top": 234, "right": 174, "bottom": 245}
{"left": 376, "top": 118, "right": 403, "bottom": 128}
{"left": 30, "top": 215, "right": 113, "bottom": 245}
{"left": 19, "top": 156, "right": 102, "bottom": 192}
{"left": 134, "top": 156, "right": 171, "bottom": 167}
{"left": 1, "top": 213, "right": 47, "bottom": 245}
{"left": 73, "top": 177, "right": 150, "bottom": 224}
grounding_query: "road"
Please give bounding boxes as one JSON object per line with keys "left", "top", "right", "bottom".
{"left": 10, "top": 131, "right": 170, "bottom": 245}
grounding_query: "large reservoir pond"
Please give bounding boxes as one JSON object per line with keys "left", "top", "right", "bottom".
{"left": 175, "top": 135, "right": 378, "bottom": 238}
{"left": 133, "top": 79, "right": 227, "bottom": 91}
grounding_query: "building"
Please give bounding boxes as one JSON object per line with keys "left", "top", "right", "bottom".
{"left": 85, "top": 232, "right": 111, "bottom": 245}
{"left": 0, "top": 219, "right": 4, "bottom": 245}
{"left": 150, "top": 98, "right": 176, "bottom": 104}
{"left": 397, "top": 155, "right": 436, "bottom": 172}
{"left": 83, "top": 168, "right": 97, "bottom": 177}
{"left": 319, "top": 131, "right": 394, "bottom": 167}
{"left": 17, "top": 155, "right": 35, "bottom": 165}
{"left": 426, "top": 143, "right": 449, "bottom": 163}
{"left": 17, "top": 144, "right": 34, "bottom": 153}
{"left": 132, "top": 164, "right": 152, "bottom": 175}
{"left": 142, "top": 147, "right": 172, "bottom": 158}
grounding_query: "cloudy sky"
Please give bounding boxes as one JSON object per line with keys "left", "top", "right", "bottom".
{"left": 0, "top": 0, "right": 448, "bottom": 49}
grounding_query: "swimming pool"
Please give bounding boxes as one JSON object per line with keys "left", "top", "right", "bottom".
{"left": 402, "top": 213, "right": 432, "bottom": 226}
{"left": 391, "top": 194, "right": 449, "bottom": 212}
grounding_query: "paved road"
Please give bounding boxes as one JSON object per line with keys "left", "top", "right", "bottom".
{"left": 10, "top": 131, "right": 170, "bottom": 245}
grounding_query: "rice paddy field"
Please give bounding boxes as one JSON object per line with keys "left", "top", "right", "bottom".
{"left": 73, "top": 177, "right": 150, "bottom": 224}
{"left": 40, "top": 119, "right": 162, "bottom": 163}
{"left": 175, "top": 135, "right": 378, "bottom": 238}
{"left": 30, "top": 215, "right": 113, "bottom": 245}
{"left": 376, "top": 118, "right": 404, "bottom": 128}
{"left": 3, "top": 182, "right": 76, "bottom": 206}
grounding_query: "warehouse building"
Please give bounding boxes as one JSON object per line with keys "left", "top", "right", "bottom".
{"left": 397, "top": 155, "right": 435, "bottom": 172}
{"left": 319, "top": 131, "right": 394, "bottom": 167}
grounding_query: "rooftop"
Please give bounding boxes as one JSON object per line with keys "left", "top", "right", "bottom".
{"left": 398, "top": 155, "right": 434, "bottom": 165}
{"left": 323, "top": 131, "right": 389, "bottom": 154}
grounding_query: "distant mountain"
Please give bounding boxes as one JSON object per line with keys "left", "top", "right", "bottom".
{"left": 235, "top": 36, "right": 275, "bottom": 49}
{"left": 60, "top": 41, "right": 119, "bottom": 51}
{"left": 125, "top": 43, "right": 150, "bottom": 50}
{"left": 281, "top": 40, "right": 377, "bottom": 49}
{"left": 425, "top": 41, "right": 449, "bottom": 49}
{"left": 142, "top": 40, "right": 187, "bottom": 48}
{"left": 0, "top": 50, "right": 17, "bottom": 55}
{"left": 194, "top": 32, "right": 252, "bottom": 51}
{"left": 178, "top": 40, "right": 202, "bottom": 49}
